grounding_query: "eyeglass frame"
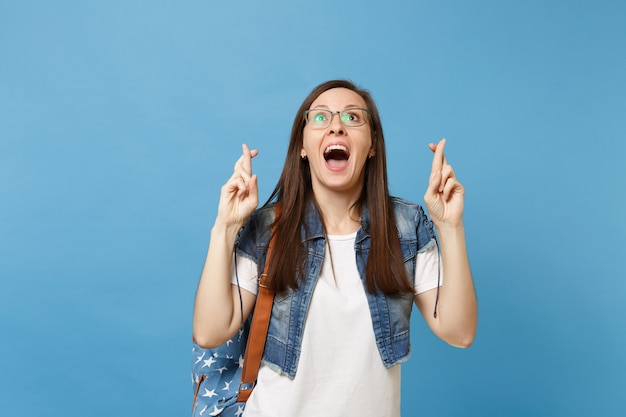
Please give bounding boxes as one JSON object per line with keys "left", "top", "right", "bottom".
{"left": 303, "top": 107, "right": 371, "bottom": 129}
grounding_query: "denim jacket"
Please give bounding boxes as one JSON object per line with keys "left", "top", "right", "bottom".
{"left": 235, "top": 197, "right": 437, "bottom": 379}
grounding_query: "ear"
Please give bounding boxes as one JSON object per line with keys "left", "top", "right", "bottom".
{"left": 368, "top": 149, "right": 375, "bottom": 158}
{"left": 301, "top": 149, "right": 307, "bottom": 159}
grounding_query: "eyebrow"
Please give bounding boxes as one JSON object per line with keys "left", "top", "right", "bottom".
{"left": 309, "top": 104, "right": 363, "bottom": 110}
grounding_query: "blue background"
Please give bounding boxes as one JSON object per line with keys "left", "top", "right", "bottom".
{"left": 1, "top": 1, "right": 625, "bottom": 415}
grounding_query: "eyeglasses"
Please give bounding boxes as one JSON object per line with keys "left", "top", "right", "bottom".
{"left": 303, "top": 108, "right": 370, "bottom": 129}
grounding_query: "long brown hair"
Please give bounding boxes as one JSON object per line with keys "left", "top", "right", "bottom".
{"left": 264, "top": 80, "right": 413, "bottom": 295}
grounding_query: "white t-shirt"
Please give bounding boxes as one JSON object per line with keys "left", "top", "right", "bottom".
{"left": 232, "top": 233, "right": 440, "bottom": 417}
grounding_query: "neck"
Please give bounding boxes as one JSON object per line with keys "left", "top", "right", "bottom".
{"left": 313, "top": 188, "right": 362, "bottom": 235}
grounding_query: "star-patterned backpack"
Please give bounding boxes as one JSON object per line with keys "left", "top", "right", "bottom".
{"left": 191, "top": 318, "right": 250, "bottom": 416}
{"left": 191, "top": 217, "right": 278, "bottom": 417}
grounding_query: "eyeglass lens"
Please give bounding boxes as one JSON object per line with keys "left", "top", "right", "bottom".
{"left": 305, "top": 109, "right": 368, "bottom": 128}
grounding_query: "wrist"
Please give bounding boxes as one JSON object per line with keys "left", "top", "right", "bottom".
{"left": 211, "top": 221, "right": 243, "bottom": 243}
{"left": 433, "top": 221, "right": 465, "bottom": 238}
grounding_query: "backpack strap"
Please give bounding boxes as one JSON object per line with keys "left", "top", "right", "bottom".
{"left": 237, "top": 206, "right": 279, "bottom": 402}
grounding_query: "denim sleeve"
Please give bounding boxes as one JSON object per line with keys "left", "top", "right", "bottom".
{"left": 415, "top": 204, "right": 437, "bottom": 253}
{"left": 235, "top": 204, "right": 275, "bottom": 266}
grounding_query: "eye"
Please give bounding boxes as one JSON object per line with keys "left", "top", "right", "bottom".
{"left": 342, "top": 109, "right": 360, "bottom": 124}
{"left": 312, "top": 111, "right": 328, "bottom": 123}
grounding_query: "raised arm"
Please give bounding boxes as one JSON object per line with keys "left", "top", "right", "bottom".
{"left": 193, "top": 144, "right": 260, "bottom": 348}
{"left": 414, "top": 139, "right": 478, "bottom": 348}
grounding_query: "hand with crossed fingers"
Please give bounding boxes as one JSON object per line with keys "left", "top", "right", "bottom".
{"left": 424, "top": 138, "right": 465, "bottom": 228}
{"left": 216, "top": 144, "right": 260, "bottom": 229}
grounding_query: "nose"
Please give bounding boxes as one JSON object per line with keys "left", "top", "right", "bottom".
{"left": 328, "top": 112, "right": 345, "bottom": 135}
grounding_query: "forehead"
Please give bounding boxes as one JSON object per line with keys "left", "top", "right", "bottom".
{"left": 310, "top": 87, "right": 367, "bottom": 109}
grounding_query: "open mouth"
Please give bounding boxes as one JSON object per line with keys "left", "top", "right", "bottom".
{"left": 324, "top": 144, "right": 350, "bottom": 168}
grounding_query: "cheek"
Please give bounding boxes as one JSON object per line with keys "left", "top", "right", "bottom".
{"left": 301, "top": 131, "right": 320, "bottom": 153}
{"left": 362, "top": 133, "right": 374, "bottom": 153}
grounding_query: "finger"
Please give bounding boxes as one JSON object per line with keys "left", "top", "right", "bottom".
{"left": 425, "top": 169, "right": 442, "bottom": 200}
{"left": 439, "top": 164, "right": 454, "bottom": 192}
{"left": 248, "top": 174, "right": 259, "bottom": 203}
{"left": 442, "top": 177, "right": 456, "bottom": 201}
{"left": 233, "top": 144, "right": 258, "bottom": 181}
{"left": 429, "top": 138, "right": 446, "bottom": 176}
{"left": 226, "top": 176, "right": 247, "bottom": 197}
{"left": 241, "top": 144, "right": 256, "bottom": 176}
{"left": 444, "top": 175, "right": 465, "bottom": 200}
{"left": 220, "top": 180, "right": 242, "bottom": 205}
{"left": 428, "top": 138, "right": 446, "bottom": 153}
{"left": 233, "top": 153, "right": 245, "bottom": 174}
{"left": 228, "top": 162, "right": 251, "bottom": 187}
{"left": 430, "top": 150, "right": 449, "bottom": 175}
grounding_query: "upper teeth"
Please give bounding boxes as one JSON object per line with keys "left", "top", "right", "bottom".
{"left": 324, "top": 144, "right": 348, "bottom": 154}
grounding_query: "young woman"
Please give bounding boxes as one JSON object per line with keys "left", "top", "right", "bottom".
{"left": 193, "top": 80, "right": 477, "bottom": 416}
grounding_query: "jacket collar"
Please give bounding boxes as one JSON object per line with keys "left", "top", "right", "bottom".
{"left": 300, "top": 198, "right": 371, "bottom": 244}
